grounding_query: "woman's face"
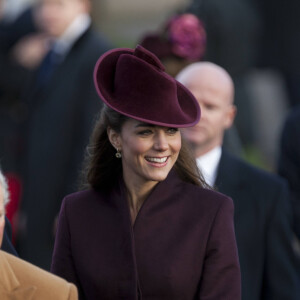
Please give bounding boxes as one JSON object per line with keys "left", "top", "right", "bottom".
{"left": 110, "top": 119, "right": 181, "bottom": 187}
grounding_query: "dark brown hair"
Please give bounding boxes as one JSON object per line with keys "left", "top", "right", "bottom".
{"left": 81, "top": 104, "right": 209, "bottom": 191}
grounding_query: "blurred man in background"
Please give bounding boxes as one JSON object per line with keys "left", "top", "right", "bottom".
{"left": 278, "top": 106, "right": 300, "bottom": 240}
{"left": 16, "top": 0, "right": 111, "bottom": 270}
{"left": 176, "top": 62, "right": 299, "bottom": 300}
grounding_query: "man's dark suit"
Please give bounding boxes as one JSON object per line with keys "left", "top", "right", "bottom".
{"left": 1, "top": 217, "right": 18, "bottom": 256}
{"left": 215, "top": 150, "right": 299, "bottom": 300}
{"left": 16, "top": 27, "right": 111, "bottom": 270}
{"left": 278, "top": 107, "right": 300, "bottom": 238}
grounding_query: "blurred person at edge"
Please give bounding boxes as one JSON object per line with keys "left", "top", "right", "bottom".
{"left": 16, "top": 0, "right": 111, "bottom": 270}
{"left": 278, "top": 106, "right": 300, "bottom": 240}
{"left": 176, "top": 62, "right": 299, "bottom": 300}
{"left": 0, "top": 167, "right": 78, "bottom": 300}
{"left": 51, "top": 45, "right": 241, "bottom": 300}
{"left": 0, "top": 172, "right": 18, "bottom": 256}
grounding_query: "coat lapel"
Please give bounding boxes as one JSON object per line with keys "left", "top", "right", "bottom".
{"left": 108, "top": 179, "right": 140, "bottom": 299}
{"left": 133, "top": 169, "right": 181, "bottom": 229}
{"left": 0, "top": 251, "right": 36, "bottom": 300}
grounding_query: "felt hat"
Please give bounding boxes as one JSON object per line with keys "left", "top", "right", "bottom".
{"left": 93, "top": 45, "right": 200, "bottom": 127}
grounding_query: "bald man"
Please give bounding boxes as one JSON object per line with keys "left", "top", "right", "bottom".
{"left": 177, "top": 62, "right": 299, "bottom": 300}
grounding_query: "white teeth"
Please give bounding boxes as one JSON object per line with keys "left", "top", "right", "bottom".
{"left": 146, "top": 157, "right": 168, "bottom": 163}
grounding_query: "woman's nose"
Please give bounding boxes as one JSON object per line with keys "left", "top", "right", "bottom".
{"left": 153, "top": 131, "right": 168, "bottom": 151}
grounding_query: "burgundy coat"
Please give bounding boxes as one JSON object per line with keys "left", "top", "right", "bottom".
{"left": 51, "top": 170, "right": 241, "bottom": 300}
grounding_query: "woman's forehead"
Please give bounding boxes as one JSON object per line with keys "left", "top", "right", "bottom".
{"left": 124, "top": 118, "right": 177, "bottom": 129}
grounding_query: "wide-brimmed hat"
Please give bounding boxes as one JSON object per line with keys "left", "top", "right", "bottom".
{"left": 93, "top": 45, "right": 200, "bottom": 127}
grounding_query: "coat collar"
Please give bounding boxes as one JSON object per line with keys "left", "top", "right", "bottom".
{"left": 105, "top": 169, "right": 190, "bottom": 298}
{"left": 113, "top": 168, "right": 183, "bottom": 228}
{"left": 0, "top": 251, "right": 36, "bottom": 300}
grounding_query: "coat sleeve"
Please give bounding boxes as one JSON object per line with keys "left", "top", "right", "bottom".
{"left": 262, "top": 182, "right": 300, "bottom": 300}
{"left": 198, "top": 197, "right": 241, "bottom": 299}
{"left": 51, "top": 199, "right": 83, "bottom": 297}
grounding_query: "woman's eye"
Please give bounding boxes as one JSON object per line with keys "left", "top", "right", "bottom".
{"left": 167, "top": 128, "right": 178, "bottom": 134}
{"left": 138, "top": 129, "right": 152, "bottom": 136}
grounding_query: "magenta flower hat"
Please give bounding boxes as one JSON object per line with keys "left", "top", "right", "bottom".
{"left": 167, "top": 13, "right": 206, "bottom": 61}
{"left": 140, "top": 13, "right": 206, "bottom": 61}
{"left": 93, "top": 45, "right": 200, "bottom": 128}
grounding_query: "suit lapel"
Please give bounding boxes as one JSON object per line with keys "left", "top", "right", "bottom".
{"left": 0, "top": 251, "right": 36, "bottom": 300}
{"left": 215, "top": 150, "right": 243, "bottom": 194}
{"left": 215, "top": 150, "right": 245, "bottom": 225}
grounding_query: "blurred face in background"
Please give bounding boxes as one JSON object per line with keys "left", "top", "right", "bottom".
{"left": 177, "top": 63, "right": 236, "bottom": 157}
{"left": 0, "top": 185, "right": 5, "bottom": 247}
{"left": 36, "top": 0, "right": 89, "bottom": 37}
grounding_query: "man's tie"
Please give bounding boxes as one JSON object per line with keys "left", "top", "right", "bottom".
{"left": 35, "top": 48, "right": 61, "bottom": 89}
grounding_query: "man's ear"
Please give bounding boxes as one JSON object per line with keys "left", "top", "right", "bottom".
{"left": 107, "top": 127, "right": 122, "bottom": 150}
{"left": 224, "top": 104, "right": 237, "bottom": 129}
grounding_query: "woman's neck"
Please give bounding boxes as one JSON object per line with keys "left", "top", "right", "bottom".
{"left": 123, "top": 177, "right": 158, "bottom": 224}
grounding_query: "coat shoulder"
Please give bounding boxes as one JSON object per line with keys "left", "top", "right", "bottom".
{"left": 179, "top": 181, "right": 234, "bottom": 213}
{"left": 223, "top": 151, "right": 287, "bottom": 190}
{"left": 63, "top": 189, "right": 101, "bottom": 205}
{"left": 218, "top": 152, "right": 289, "bottom": 217}
{"left": 1, "top": 251, "right": 77, "bottom": 300}
{"left": 61, "top": 189, "right": 108, "bottom": 215}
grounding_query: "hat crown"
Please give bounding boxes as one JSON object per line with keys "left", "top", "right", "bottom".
{"left": 134, "top": 45, "right": 165, "bottom": 72}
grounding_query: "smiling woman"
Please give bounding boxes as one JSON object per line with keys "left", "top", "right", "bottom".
{"left": 51, "top": 45, "right": 241, "bottom": 300}
{"left": 109, "top": 120, "right": 181, "bottom": 188}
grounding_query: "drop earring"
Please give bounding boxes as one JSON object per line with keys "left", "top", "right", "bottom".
{"left": 115, "top": 148, "right": 122, "bottom": 158}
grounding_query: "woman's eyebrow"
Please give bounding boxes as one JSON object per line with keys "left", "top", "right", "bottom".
{"left": 134, "top": 123, "right": 155, "bottom": 128}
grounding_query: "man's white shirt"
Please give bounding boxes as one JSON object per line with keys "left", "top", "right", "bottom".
{"left": 196, "top": 146, "right": 222, "bottom": 186}
{"left": 53, "top": 14, "right": 91, "bottom": 59}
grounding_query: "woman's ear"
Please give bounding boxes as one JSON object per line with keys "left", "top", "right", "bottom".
{"left": 107, "top": 127, "right": 121, "bottom": 150}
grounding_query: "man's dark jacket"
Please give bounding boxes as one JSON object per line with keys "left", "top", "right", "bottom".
{"left": 278, "top": 106, "right": 300, "bottom": 238}
{"left": 17, "top": 27, "right": 111, "bottom": 270}
{"left": 215, "top": 150, "right": 299, "bottom": 300}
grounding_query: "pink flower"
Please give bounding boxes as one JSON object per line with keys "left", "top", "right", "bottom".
{"left": 167, "top": 14, "right": 206, "bottom": 61}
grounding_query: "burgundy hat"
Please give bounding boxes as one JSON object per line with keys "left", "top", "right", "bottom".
{"left": 93, "top": 45, "right": 200, "bottom": 127}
